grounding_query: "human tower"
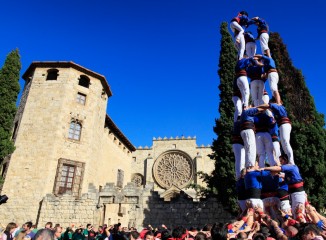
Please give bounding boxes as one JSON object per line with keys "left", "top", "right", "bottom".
{"left": 226, "top": 11, "right": 326, "bottom": 239}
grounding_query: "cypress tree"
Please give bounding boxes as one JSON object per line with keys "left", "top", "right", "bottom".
{"left": 269, "top": 33, "right": 326, "bottom": 210}
{"left": 208, "top": 22, "right": 238, "bottom": 213}
{"left": 0, "top": 49, "right": 21, "bottom": 160}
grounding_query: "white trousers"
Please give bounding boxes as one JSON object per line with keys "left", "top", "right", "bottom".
{"left": 291, "top": 191, "right": 306, "bottom": 219}
{"left": 268, "top": 72, "right": 279, "bottom": 93}
{"left": 246, "top": 42, "right": 256, "bottom": 58}
{"left": 233, "top": 143, "right": 245, "bottom": 180}
{"left": 260, "top": 32, "right": 269, "bottom": 52}
{"left": 263, "top": 197, "right": 280, "bottom": 208}
{"left": 279, "top": 199, "right": 292, "bottom": 214}
{"left": 232, "top": 96, "right": 242, "bottom": 122}
{"left": 256, "top": 132, "right": 276, "bottom": 167}
{"left": 262, "top": 94, "right": 270, "bottom": 104}
{"left": 279, "top": 123, "right": 294, "bottom": 164}
{"left": 273, "top": 141, "right": 281, "bottom": 163}
{"left": 263, "top": 197, "right": 280, "bottom": 219}
{"left": 230, "top": 21, "right": 245, "bottom": 59}
{"left": 237, "top": 76, "right": 250, "bottom": 108}
{"left": 250, "top": 80, "right": 265, "bottom": 107}
{"left": 248, "top": 198, "right": 264, "bottom": 211}
{"left": 241, "top": 129, "right": 256, "bottom": 167}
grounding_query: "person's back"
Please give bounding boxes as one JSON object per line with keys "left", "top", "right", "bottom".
{"left": 63, "top": 228, "right": 73, "bottom": 240}
{"left": 72, "top": 229, "right": 84, "bottom": 240}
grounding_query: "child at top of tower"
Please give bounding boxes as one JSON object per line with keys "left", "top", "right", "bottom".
{"left": 248, "top": 17, "right": 271, "bottom": 58}
{"left": 230, "top": 11, "right": 250, "bottom": 60}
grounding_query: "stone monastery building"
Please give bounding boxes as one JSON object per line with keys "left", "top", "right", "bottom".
{"left": 0, "top": 62, "right": 231, "bottom": 229}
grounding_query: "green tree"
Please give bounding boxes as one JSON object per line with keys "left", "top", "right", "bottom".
{"left": 269, "top": 33, "right": 326, "bottom": 210}
{"left": 208, "top": 22, "right": 238, "bottom": 213}
{"left": 0, "top": 49, "right": 21, "bottom": 160}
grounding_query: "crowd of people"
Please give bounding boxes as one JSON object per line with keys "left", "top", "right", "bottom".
{"left": 1, "top": 216, "right": 326, "bottom": 240}
{"left": 229, "top": 10, "right": 326, "bottom": 240}
{"left": 0, "top": 221, "right": 229, "bottom": 240}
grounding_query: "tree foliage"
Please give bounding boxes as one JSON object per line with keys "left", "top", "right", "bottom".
{"left": 269, "top": 33, "right": 326, "bottom": 210}
{"left": 0, "top": 49, "right": 21, "bottom": 160}
{"left": 208, "top": 22, "right": 239, "bottom": 213}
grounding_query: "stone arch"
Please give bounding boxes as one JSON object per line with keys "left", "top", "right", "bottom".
{"left": 153, "top": 150, "right": 194, "bottom": 190}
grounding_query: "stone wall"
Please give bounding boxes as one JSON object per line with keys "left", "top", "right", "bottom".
{"left": 38, "top": 192, "right": 99, "bottom": 228}
{"left": 37, "top": 181, "right": 233, "bottom": 230}
{"left": 141, "top": 189, "right": 233, "bottom": 229}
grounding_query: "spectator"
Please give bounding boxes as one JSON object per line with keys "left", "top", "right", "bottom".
{"left": 53, "top": 226, "right": 63, "bottom": 240}
{"left": 72, "top": 228, "right": 84, "bottom": 240}
{"left": 2, "top": 222, "right": 16, "bottom": 240}
{"left": 34, "top": 228, "right": 55, "bottom": 240}
{"left": 23, "top": 222, "right": 36, "bottom": 239}
{"left": 45, "top": 222, "right": 53, "bottom": 230}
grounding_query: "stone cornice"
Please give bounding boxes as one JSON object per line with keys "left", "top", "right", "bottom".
{"left": 22, "top": 61, "right": 113, "bottom": 97}
{"left": 105, "top": 114, "right": 136, "bottom": 152}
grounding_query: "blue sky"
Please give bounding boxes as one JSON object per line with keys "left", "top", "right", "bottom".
{"left": 0, "top": 1, "right": 324, "bottom": 148}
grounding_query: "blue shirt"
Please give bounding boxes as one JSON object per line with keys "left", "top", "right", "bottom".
{"left": 27, "top": 231, "right": 36, "bottom": 239}
{"left": 256, "top": 18, "right": 268, "bottom": 34}
{"left": 269, "top": 122, "right": 279, "bottom": 136}
{"left": 232, "top": 15, "right": 250, "bottom": 27}
{"left": 240, "top": 108, "right": 259, "bottom": 123}
{"left": 261, "top": 172, "right": 279, "bottom": 193}
{"left": 262, "top": 55, "right": 276, "bottom": 71}
{"left": 247, "top": 65, "right": 263, "bottom": 81}
{"left": 269, "top": 103, "right": 288, "bottom": 118}
{"left": 281, "top": 164, "right": 303, "bottom": 185}
{"left": 248, "top": 18, "right": 269, "bottom": 36}
{"left": 235, "top": 58, "right": 254, "bottom": 72}
{"left": 244, "top": 32, "right": 255, "bottom": 43}
{"left": 244, "top": 170, "right": 270, "bottom": 190}
{"left": 254, "top": 111, "right": 275, "bottom": 131}
{"left": 278, "top": 178, "right": 289, "bottom": 191}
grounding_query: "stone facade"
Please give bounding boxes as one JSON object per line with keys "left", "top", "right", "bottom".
{"left": 0, "top": 62, "right": 232, "bottom": 230}
{"left": 131, "top": 137, "right": 214, "bottom": 201}
{"left": 0, "top": 62, "right": 135, "bottom": 227}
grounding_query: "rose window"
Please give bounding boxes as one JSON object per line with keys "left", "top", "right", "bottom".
{"left": 153, "top": 151, "right": 194, "bottom": 189}
{"left": 132, "top": 174, "right": 143, "bottom": 187}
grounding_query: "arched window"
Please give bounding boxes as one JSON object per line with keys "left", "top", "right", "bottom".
{"left": 68, "top": 120, "right": 82, "bottom": 140}
{"left": 78, "top": 75, "right": 90, "bottom": 88}
{"left": 46, "top": 69, "right": 59, "bottom": 80}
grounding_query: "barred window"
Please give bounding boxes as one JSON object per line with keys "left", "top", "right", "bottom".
{"left": 76, "top": 92, "right": 86, "bottom": 105}
{"left": 68, "top": 121, "right": 82, "bottom": 141}
{"left": 46, "top": 69, "right": 59, "bottom": 80}
{"left": 53, "top": 159, "right": 85, "bottom": 197}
